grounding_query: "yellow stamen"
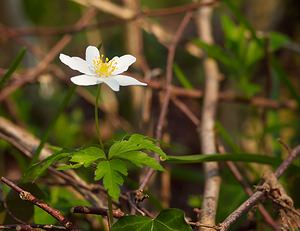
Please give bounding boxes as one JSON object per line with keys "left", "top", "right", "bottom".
{"left": 92, "top": 55, "right": 117, "bottom": 77}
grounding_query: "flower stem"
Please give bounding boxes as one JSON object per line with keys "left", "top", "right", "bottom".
{"left": 107, "top": 195, "right": 114, "bottom": 228}
{"left": 94, "top": 85, "right": 113, "bottom": 228}
{"left": 95, "top": 85, "right": 104, "bottom": 149}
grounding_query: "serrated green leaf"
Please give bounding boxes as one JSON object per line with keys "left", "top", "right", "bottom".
{"left": 56, "top": 163, "right": 83, "bottom": 170}
{"left": 70, "top": 146, "right": 105, "bottom": 167}
{"left": 23, "top": 150, "right": 70, "bottom": 182}
{"left": 111, "top": 208, "right": 192, "bottom": 231}
{"left": 113, "top": 151, "right": 164, "bottom": 171}
{"left": 109, "top": 134, "right": 166, "bottom": 161}
{"left": 129, "top": 134, "right": 166, "bottom": 160}
{"left": 109, "top": 141, "right": 137, "bottom": 158}
{"left": 95, "top": 159, "right": 128, "bottom": 200}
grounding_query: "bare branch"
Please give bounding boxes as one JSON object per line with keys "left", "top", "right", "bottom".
{"left": 218, "top": 145, "right": 300, "bottom": 231}
{"left": 1, "top": 177, "right": 73, "bottom": 230}
{"left": 195, "top": 1, "right": 221, "bottom": 229}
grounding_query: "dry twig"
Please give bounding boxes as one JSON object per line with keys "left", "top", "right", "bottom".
{"left": 218, "top": 145, "right": 300, "bottom": 231}
{"left": 138, "top": 12, "right": 193, "bottom": 191}
{"left": 195, "top": 1, "right": 221, "bottom": 229}
{"left": 1, "top": 177, "right": 73, "bottom": 230}
{"left": 72, "top": 206, "right": 125, "bottom": 218}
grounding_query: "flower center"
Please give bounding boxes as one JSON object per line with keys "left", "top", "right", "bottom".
{"left": 92, "top": 55, "right": 117, "bottom": 77}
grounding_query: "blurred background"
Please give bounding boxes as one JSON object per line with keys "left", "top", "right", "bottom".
{"left": 1, "top": 0, "right": 300, "bottom": 230}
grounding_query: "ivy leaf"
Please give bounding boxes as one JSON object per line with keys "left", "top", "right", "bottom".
{"left": 111, "top": 208, "right": 192, "bottom": 231}
{"left": 94, "top": 159, "right": 128, "bottom": 200}
{"left": 109, "top": 134, "right": 166, "bottom": 161}
{"left": 69, "top": 146, "right": 105, "bottom": 167}
{"left": 113, "top": 151, "right": 164, "bottom": 171}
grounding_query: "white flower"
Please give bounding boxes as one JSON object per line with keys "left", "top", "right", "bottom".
{"left": 59, "top": 46, "right": 147, "bottom": 91}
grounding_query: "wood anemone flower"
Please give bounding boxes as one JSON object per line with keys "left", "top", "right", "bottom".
{"left": 59, "top": 45, "right": 147, "bottom": 91}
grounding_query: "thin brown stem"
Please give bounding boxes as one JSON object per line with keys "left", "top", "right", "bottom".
{"left": 0, "top": 224, "right": 66, "bottom": 230}
{"left": 218, "top": 145, "right": 300, "bottom": 231}
{"left": 72, "top": 206, "right": 124, "bottom": 218}
{"left": 1, "top": 177, "right": 73, "bottom": 230}
{"left": 217, "top": 144, "right": 278, "bottom": 230}
{"left": 0, "top": 8, "right": 96, "bottom": 102}
{"left": 138, "top": 12, "right": 193, "bottom": 191}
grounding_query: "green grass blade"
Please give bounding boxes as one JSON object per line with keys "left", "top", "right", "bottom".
{"left": 173, "top": 63, "right": 193, "bottom": 89}
{"left": 166, "top": 153, "right": 281, "bottom": 166}
{"left": 215, "top": 122, "right": 241, "bottom": 153}
{"left": 0, "top": 48, "right": 26, "bottom": 89}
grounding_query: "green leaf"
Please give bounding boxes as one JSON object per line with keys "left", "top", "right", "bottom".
{"left": 238, "top": 77, "right": 261, "bottom": 97}
{"left": 0, "top": 48, "right": 26, "bottom": 89}
{"left": 113, "top": 151, "right": 164, "bottom": 171}
{"left": 173, "top": 64, "right": 193, "bottom": 89}
{"left": 221, "top": 15, "right": 236, "bottom": 44}
{"left": 109, "top": 134, "right": 167, "bottom": 161}
{"left": 95, "top": 159, "right": 128, "bottom": 200}
{"left": 24, "top": 146, "right": 105, "bottom": 182}
{"left": 34, "top": 207, "right": 56, "bottom": 225}
{"left": 245, "top": 40, "right": 264, "bottom": 67}
{"left": 111, "top": 208, "right": 192, "bottom": 231}
{"left": 23, "top": 150, "right": 70, "bottom": 182}
{"left": 56, "top": 163, "right": 83, "bottom": 170}
{"left": 223, "top": 0, "right": 262, "bottom": 47}
{"left": 129, "top": 134, "right": 166, "bottom": 160}
{"left": 70, "top": 146, "right": 106, "bottom": 167}
{"left": 194, "top": 40, "right": 232, "bottom": 66}
{"left": 269, "top": 32, "right": 290, "bottom": 52}
{"left": 166, "top": 153, "right": 282, "bottom": 166}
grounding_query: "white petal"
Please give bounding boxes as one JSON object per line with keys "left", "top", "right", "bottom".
{"left": 59, "top": 54, "right": 92, "bottom": 75}
{"left": 86, "top": 46, "right": 100, "bottom": 66}
{"left": 102, "top": 78, "right": 120, "bottom": 91}
{"left": 112, "top": 75, "right": 147, "bottom": 86}
{"left": 111, "top": 55, "right": 136, "bottom": 75}
{"left": 70, "top": 75, "right": 101, "bottom": 86}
